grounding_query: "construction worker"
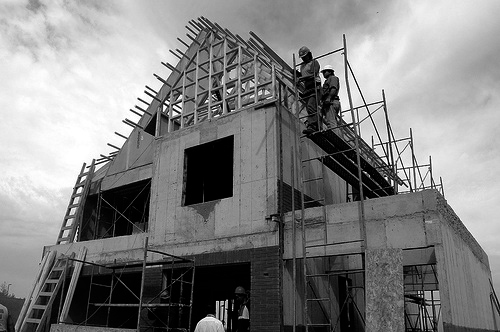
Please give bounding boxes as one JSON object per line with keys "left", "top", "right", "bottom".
{"left": 0, "top": 303, "right": 13, "bottom": 332}
{"left": 320, "top": 65, "right": 341, "bottom": 129}
{"left": 234, "top": 286, "right": 249, "bottom": 332}
{"left": 194, "top": 303, "right": 225, "bottom": 332}
{"left": 297, "top": 46, "right": 321, "bottom": 135}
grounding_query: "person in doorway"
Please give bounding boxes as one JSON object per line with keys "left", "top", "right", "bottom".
{"left": 234, "top": 286, "right": 249, "bottom": 332}
{"left": 194, "top": 303, "right": 225, "bottom": 332}
{"left": 320, "top": 65, "right": 341, "bottom": 129}
{"left": 0, "top": 303, "right": 14, "bottom": 332}
{"left": 296, "top": 46, "right": 321, "bottom": 135}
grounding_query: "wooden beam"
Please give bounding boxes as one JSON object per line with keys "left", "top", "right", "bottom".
{"left": 194, "top": 50, "right": 200, "bottom": 124}
{"left": 177, "top": 37, "right": 189, "bottom": 48}
{"left": 144, "top": 90, "right": 161, "bottom": 102}
{"left": 146, "top": 85, "right": 157, "bottom": 94}
{"left": 59, "top": 247, "right": 87, "bottom": 323}
{"left": 135, "top": 105, "right": 153, "bottom": 116}
{"left": 169, "top": 49, "right": 182, "bottom": 60}
{"left": 114, "top": 132, "right": 128, "bottom": 139}
{"left": 107, "top": 143, "right": 120, "bottom": 150}
{"left": 129, "top": 108, "right": 142, "bottom": 117}
{"left": 91, "top": 303, "right": 191, "bottom": 308}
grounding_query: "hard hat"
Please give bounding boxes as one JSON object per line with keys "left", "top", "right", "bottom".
{"left": 321, "top": 65, "right": 334, "bottom": 73}
{"left": 235, "top": 286, "right": 246, "bottom": 295}
{"left": 298, "top": 46, "right": 310, "bottom": 58}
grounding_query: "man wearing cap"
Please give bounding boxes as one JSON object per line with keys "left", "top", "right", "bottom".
{"left": 320, "top": 65, "right": 341, "bottom": 129}
{"left": 234, "top": 286, "right": 249, "bottom": 332}
{"left": 297, "top": 46, "right": 321, "bottom": 135}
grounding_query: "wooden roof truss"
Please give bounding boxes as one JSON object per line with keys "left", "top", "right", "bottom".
{"left": 135, "top": 17, "right": 295, "bottom": 136}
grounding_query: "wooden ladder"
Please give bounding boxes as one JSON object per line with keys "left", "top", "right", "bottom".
{"left": 56, "top": 160, "right": 95, "bottom": 244}
{"left": 20, "top": 254, "right": 73, "bottom": 332}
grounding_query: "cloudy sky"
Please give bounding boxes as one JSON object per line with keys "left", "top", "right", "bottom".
{"left": 1, "top": 0, "right": 499, "bottom": 298}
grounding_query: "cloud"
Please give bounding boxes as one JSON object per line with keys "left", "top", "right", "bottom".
{"left": 0, "top": 0, "right": 176, "bottom": 297}
{"left": 0, "top": 176, "right": 69, "bottom": 298}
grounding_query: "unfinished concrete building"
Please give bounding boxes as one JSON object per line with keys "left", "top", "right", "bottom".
{"left": 16, "top": 17, "right": 500, "bottom": 332}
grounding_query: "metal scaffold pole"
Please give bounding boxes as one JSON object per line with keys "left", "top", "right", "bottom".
{"left": 343, "top": 34, "right": 366, "bottom": 244}
{"left": 137, "top": 236, "right": 148, "bottom": 331}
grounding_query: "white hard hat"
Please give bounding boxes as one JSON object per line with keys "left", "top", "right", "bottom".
{"left": 321, "top": 65, "right": 334, "bottom": 73}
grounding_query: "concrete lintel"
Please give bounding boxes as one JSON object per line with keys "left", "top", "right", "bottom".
{"left": 100, "top": 163, "right": 152, "bottom": 191}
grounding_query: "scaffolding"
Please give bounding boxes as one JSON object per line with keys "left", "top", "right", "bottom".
{"left": 43, "top": 16, "right": 449, "bottom": 332}
{"left": 278, "top": 31, "right": 445, "bottom": 331}
{"left": 58, "top": 239, "right": 195, "bottom": 332}
{"left": 404, "top": 264, "right": 441, "bottom": 332}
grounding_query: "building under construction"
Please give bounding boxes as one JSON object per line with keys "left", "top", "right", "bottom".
{"left": 16, "top": 17, "right": 500, "bottom": 332}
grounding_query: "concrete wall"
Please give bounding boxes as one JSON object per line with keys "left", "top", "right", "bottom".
{"left": 434, "top": 195, "right": 499, "bottom": 331}
{"left": 149, "top": 103, "right": 278, "bottom": 249}
{"left": 51, "top": 103, "right": 282, "bottom": 263}
{"left": 279, "top": 105, "right": 347, "bottom": 207}
{"left": 282, "top": 189, "right": 499, "bottom": 331}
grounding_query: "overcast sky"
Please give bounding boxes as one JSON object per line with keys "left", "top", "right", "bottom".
{"left": 1, "top": 0, "right": 500, "bottom": 298}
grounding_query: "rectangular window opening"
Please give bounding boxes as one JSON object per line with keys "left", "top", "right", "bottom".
{"left": 183, "top": 135, "right": 234, "bottom": 205}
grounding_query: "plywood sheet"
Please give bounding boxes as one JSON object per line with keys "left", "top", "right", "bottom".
{"left": 366, "top": 248, "right": 404, "bottom": 332}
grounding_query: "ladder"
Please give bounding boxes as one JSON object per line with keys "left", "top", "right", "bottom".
{"left": 20, "top": 254, "right": 73, "bottom": 332}
{"left": 490, "top": 279, "right": 500, "bottom": 316}
{"left": 56, "top": 160, "right": 95, "bottom": 244}
{"left": 293, "top": 51, "right": 334, "bottom": 331}
{"left": 292, "top": 38, "right": 368, "bottom": 332}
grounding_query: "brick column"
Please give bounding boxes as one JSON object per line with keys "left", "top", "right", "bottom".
{"left": 250, "top": 246, "right": 281, "bottom": 332}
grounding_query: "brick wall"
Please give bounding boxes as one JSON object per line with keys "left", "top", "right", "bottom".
{"left": 251, "top": 246, "right": 281, "bottom": 332}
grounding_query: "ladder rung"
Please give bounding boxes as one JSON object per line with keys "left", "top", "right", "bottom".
{"left": 91, "top": 283, "right": 112, "bottom": 288}
{"left": 39, "top": 291, "right": 54, "bottom": 297}
{"left": 72, "top": 193, "right": 82, "bottom": 198}
{"left": 64, "top": 215, "right": 76, "bottom": 220}
{"left": 25, "top": 318, "right": 42, "bottom": 324}
{"left": 57, "top": 237, "right": 69, "bottom": 242}
{"left": 45, "top": 279, "right": 59, "bottom": 284}
{"left": 68, "top": 203, "right": 80, "bottom": 208}
{"left": 52, "top": 266, "right": 65, "bottom": 271}
{"left": 303, "top": 177, "right": 323, "bottom": 183}
{"left": 74, "top": 182, "right": 85, "bottom": 189}
{"left": 32, "top": 304, "right": 47, "bottom": 310}
{"left": 61, "top": 226, "right": 73, "bottom": 231}
{"left": 178, "top": 279, "right": 193, "bottom": 284}
{"left": 306, "top": 273, "right": 331, "bottom": 278}
{"left": 304, "top": 198, "right": 324, "bottom": 204}
{"left": 306, "top": 239, "right": 364, "bottom": 249}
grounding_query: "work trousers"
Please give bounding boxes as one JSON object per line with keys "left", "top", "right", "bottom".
{"left": 305, "top": 90, "right": 321, "bottom": 130}
{"left": 322, "top": 99, "right": 341, "bottom": 128}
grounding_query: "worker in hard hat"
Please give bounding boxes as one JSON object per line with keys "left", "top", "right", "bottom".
{"left": 297, "top": 46, "right": 321, "bottom": 135}
{"left": 234, "top": 286, "right": 249, "bottom": 332}
{"left": 320, "top": 65, "right": 341, "bottom": 129}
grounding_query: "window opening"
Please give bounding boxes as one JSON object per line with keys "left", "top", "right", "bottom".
{"left": 183, "top": 135, "right": 234, "bottom": 205}
{"left": 404, "top": 264, "right": 441, "bottom": 332}
{"left": 80, "top": 179, "right": 151, "bottom": 240}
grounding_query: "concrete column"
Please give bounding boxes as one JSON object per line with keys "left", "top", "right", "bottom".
{"left": 365, "top": 248, "right": 404, "bottom": 332}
